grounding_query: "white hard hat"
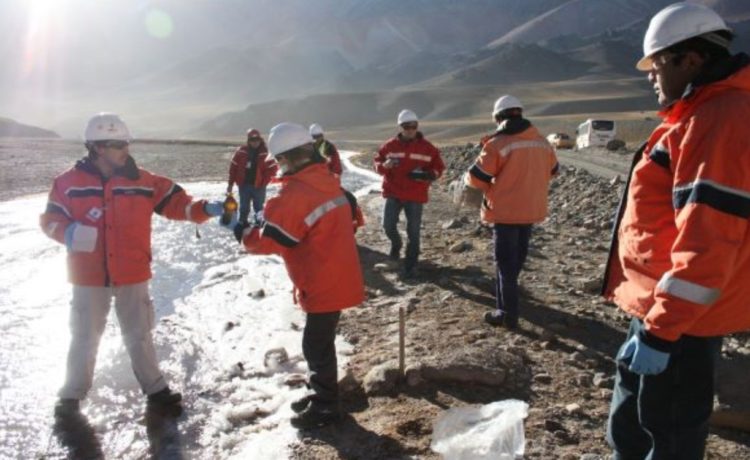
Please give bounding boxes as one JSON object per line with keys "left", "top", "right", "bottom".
{"left": 84, "top": 113, "right": 132, "bottom": 142}
{"left": 492, "top": 95, "right": 523, "bottom": 117}
{"left": 267, "top": 122, "right": 313, "bottom": 158}
{"left": 637, "top": 2, "right": 732, "bottom": 71}
{"left": 309, "top": 123, "right": 324, "bottom": 136}
{"left": 397, "top": 109, "right": 419, "bottom": 125}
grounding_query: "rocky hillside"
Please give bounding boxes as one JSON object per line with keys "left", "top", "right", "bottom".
{"left": 0, "top": 118, "right": 58, "bottom": 138}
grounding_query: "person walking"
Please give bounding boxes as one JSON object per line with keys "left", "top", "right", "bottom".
{"left": 40, "top": 113, "right": 225, "bottom": 420}
{"left": 374, "top": 109, "right": 444, "bottom": 278}
{"left": 309, "top": 123, "right": 343, "bottom": 177}
{"left": 601, "top": 3, "right": 750, "bottom": 458}
{"left": 465, "top": 95, "right": 558, "bottom": 329}
{"left": 226, "top": 128, "right": 277, "bottom": 225}
{"left": 229, "top": 122, "right": 365, "bottom": 429}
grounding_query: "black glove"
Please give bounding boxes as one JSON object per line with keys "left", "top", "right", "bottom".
{"left": 408, "top": 169, "right": 436, "bottom": 181}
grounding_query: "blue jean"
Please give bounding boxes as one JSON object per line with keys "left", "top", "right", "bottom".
{"left": 238, "top": 184, "right": 266, "bottom": 224}
{"left": 383, "top": 198, "right": 423, "bottom": 271}
{"left": 607, "top": 318, "right": 722, "bottom": 460}
{"left": 492, "top": 224, "right": 532, "bottom": 319}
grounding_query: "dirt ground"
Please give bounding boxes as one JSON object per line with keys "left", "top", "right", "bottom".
{"left": 2, "top": 139, "right": 748, "bottom": 459}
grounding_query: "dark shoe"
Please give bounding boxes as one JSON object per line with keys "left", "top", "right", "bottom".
{"left": 54, "top": 399, "right": 80, "bottom": 418}
{"left": 291, "top": 394, "right": 315, "bottom": 414}
{"left": 290, "top": 404, "right": 342, "bottom": 429}
{"left": 147, "top": 387, "right": 183, "bottom": 416}
{"left": 484, "top": 311, "right": 518, "bottom": 329}
{"left": 389, "top": 245, "right": 401, "bottom": 261}
{"left": 148, "top": 387, "right": 182, "bottom": 405}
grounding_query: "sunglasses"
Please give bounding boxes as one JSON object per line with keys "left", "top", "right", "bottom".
{"left": 248, "top": 137, "right": 261, "bottom": 142}
{"left": 101, "top": 140, "right": 129, "bottom": 150}
{"left": 401, "top": 123, "right": 418, "bottom": 130}
{"left": 312, "top": 134, "right": 324, "bottom": 139}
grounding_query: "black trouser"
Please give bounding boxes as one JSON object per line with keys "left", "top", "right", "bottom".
{"left": 607, "top": 318, "right": 722, "bottom": 460}
{"left": 302, "top": 311, "right": 341, "bottom": 407}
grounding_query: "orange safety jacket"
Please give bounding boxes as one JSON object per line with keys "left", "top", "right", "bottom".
{"left": 40, "top": 156, "right": 212, "bottom": 286}
{"left": 374, "top": 132, "right": 445, "bottom": 203}
{"left": 465, "top": 120, "right": 558, "bottom": 224}
{"left": 227, "top": 144, "right": 277, "bottom": 189}
{"left": 602, "top": 55, "right": 750, "bottom": 343}
{"left": 240, "top": 163, "right": 365, "bottom": 313}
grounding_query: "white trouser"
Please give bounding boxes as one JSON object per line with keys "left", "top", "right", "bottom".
{"left": 58, "top": 281, "right": 167, "bottom": 400}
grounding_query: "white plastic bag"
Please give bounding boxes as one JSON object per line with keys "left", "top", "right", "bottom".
{"left": 430, "top": 399, "right": 529, "bottom": 460}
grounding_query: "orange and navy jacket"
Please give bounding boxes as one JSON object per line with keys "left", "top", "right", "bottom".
{"left": 465, "top": 120, "right": 558, "bottom": 224}
{"left": 602, "top": 54, "right": 750, "bottom": 345}
{"left": 316, "top": 140, "right": 343, "bottom": 176}
{"left": 240, "top": 163, "right": 365, "bottom": 313}
{"left": 374, "top": 132, "right": 445, "bottom": 203}
{"left": 227, "top": 144, "right": 277, "bottom": 189}
{"left": 39, "top": 156, "right": 212, "bottom": 286}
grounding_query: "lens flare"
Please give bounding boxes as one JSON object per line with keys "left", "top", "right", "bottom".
{"left": 145, "top": 9, "right": 173, "bottom": 39}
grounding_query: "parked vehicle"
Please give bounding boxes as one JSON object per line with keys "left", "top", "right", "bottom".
{"left": 575, "top": 119, "right": 616, "bottom": 149}
{"left": 546, "top": 132, "right": 575, "bottom": 149}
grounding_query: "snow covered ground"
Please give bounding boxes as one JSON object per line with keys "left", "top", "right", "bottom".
{"left": 0, "top": 152, "right": 379, "bottom": 459}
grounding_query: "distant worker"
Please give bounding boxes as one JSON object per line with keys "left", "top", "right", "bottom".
{"left": 228, "top": 122, "right": 365, "bottom": 429}
{"left": 465, "top": 95, "right": 558, "bottom": 329}
{"left": 309, "top": 123, "right": 343, "bottom": 177}
{"left": 226, "top": 129, "right": 277, "bottom": 225}
{"left": 601, "top": 3, "right": 750, "bottom": 459}
{"left": 374, "top": 109, "right": 445, "bottom": 278}
{"left": 40, "top": 113, "right": 225, "bottom": 422}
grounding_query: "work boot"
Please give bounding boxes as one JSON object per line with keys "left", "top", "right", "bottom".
{"left": 147, "top": 387, "right": 183, "bottom": 416}
{"left": 484, "top": 311, "right": 518, "bottom": 330}
{"left": 290, "top": 403, "right": 342, "bottom": 430}
{"left": 389, "top": 244, "right": 401, "bottom": 261}
{"left": 54, "top": 398, "right": 80, "bottom": 419}
{"left": 290, "top": 394, "right": 315, "bottom": 413}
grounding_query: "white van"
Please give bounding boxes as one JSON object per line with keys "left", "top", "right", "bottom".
{"left": 575, "top": 119, "right": 616, "bottom": 149}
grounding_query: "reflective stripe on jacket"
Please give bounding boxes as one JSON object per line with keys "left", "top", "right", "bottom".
{"left": 40, "top": 156, "right": 211, "bottom": 286}
{"left": 228, "top": 144, "right": 277, "bottom": 188}
{"left": 465, "top": 123, "right": 558, "bottom": 224}
{"left": 241, "top": 163, "right": 365, "bottom": 313}
{"left": 374, "top": 132, "right": 445, "bottom": 203}
{"left": 602, "top": 55, "right": 750, "bottom": 341}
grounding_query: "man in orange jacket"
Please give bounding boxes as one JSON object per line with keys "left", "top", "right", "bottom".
{"left": 40, "top": 113, "right": 224, "bottom": 421}
{"left": 226, "top": 128, "right": 277, "bottom": 225}
{"left": 465, "top": 95, "right": 558, "bottom": 330}
{"left": 229, "top": 122, "right": 365, "bottom": 429}
{"left": 374, "top": 109, "right": 445, "bottom": 278}
{"left": 601, "top": 4, "right": 750, "bottom": 458}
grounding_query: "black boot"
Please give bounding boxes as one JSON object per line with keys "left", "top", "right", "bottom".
{"left": 54, "top": 398, "right": 80, "bottom": 419}
{"left": 290, "top": 403, "right": 341, "bottom": 429}
{"left": 290, "top": 394, "right": 315, "bottom": 414}
{"left": 484, "top": 311, "right": 518, "bottom": 329}
{"left": 147, "top": 387, "right": 183, "bottom": 416}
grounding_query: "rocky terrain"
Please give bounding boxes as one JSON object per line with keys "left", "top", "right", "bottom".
{"left": 1, "top": 139, "right": 747, "bottom": 458}
{"left": 289, "top": 145, "right": 750, "bottom": 459}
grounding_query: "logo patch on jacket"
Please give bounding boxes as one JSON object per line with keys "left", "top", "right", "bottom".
{"left": 86, "top": 207, "right": 103, "bottom": 222}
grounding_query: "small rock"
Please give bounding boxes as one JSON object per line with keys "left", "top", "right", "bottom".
{"left": 580, "top": 454, "right": 604, "bottom": 460}
{"left": 565, "top": 403, "right": 582, "bottom": 415}
{"left": 544, "top": 419, "right": 565, "bottom": 432}
{"left": 441, "top": 219, "right": 463, "bottom": 230}
{"left": 533, "top": 373, "right": 553, "bottom": 384}
{"left": 224, "top": 321, "right": 236, "bottom": 332}
{"left": 593, "top": 372, "right": 613, "bottom": 388}
{"left": 363, "top": 361, "right": 401, "bottom": 395}
{"left": 449, "top": 240, "right": 473, "bottom": 253}
{"left": 263, "top": 347, "right": 289, "bottom": 369}
{"left": 249, "top": 289, "right": 265, "bottom": 299}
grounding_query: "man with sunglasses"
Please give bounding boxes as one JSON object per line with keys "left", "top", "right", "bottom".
{"left": 601, "top": 3, "right": 750, "bottom": 458}
{"left": 227, "top": 128, "right": 277, "bottom": 225}
{"left": 374, "top": 109, "right": 444, "bottom": 278}
{"left": 309, "top": 123, "right": 342, "bottom": 177}
{"left": 40, "top": 113, "right": 225, "bottom": 422}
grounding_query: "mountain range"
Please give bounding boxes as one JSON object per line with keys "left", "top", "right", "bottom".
{"left": 1, "top": 0, "right": 749, "bottom": 138}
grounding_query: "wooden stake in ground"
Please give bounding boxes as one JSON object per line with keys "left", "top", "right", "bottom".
{"left": 399, "top": 306, "right": 405, "bottom": 380}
